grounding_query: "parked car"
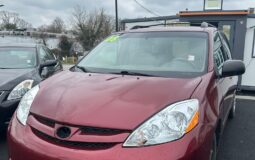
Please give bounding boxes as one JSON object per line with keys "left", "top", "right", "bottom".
{"left": 8, "top": 24, "right": 245, "bottom": 160}
{"left": 0, "top": 43, "right": 62, "bottom": 131}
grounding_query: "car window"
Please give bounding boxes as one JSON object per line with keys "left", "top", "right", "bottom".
{"left": 78, "top": 32, "right": 208, "bottom": 78}
{"left": 0, "top": 47, "right": 37, "bottom": 69}
{"left": 214, "top": 32, "right": 226, "bottom": 70}
{"left": 220, "top": 34, "right": 232, "bottom": 60}
{"left": 83, "top": 42, "right": 117, "bottom": 66}
{"left": 43, "top": 47, "right": 56, "bottom": 60}
{"left": 39, "top": 46, "right": 55, "bottom": 62}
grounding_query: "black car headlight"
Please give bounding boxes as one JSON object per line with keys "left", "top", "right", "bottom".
{"left": 7, "top": 80, "right": 34, "bottom": 101}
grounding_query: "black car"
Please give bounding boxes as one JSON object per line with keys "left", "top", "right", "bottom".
{"left": 0, "top": 43, "right": 62, "bottom": 131}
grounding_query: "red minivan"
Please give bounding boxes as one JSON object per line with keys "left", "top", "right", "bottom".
{"left": 8, "top": 24, "right": 245, "bottom": 160}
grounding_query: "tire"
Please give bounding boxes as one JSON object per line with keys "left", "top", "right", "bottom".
{"left": 229, "top": 96, "right": 236, "bottom": 119}
{"left": 209, "top": 134, "right": 218, "bottom": 160}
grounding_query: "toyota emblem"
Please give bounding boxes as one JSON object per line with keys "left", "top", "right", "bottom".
{"left": 56, "top": 126, "right": 72, "bottom": 139}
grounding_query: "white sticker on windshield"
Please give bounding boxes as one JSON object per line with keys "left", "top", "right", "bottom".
{"left": 188, "top": 55, "right": 195, "bottom": 61}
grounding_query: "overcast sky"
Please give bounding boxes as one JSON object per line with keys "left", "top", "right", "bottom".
{"left": 1, "top": 0, "right": 255, "bottom": 27}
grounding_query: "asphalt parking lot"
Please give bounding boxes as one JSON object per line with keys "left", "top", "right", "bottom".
{"left": 0, "top": 98, "right": 255, "bottom": 160}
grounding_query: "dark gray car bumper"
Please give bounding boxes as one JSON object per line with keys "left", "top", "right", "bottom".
{"left": 0, "top": 91, "right": 20, "bottom": 127}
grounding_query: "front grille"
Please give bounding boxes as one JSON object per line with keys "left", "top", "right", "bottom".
{"left": 32, "top": 128, "right": 118, "bottom": 150}
{"left": 33, "top": 114, "right": 55, "bottom": 128}
{"left": 32, "top": 114, "right": 130, "bottom": 135}
{"left": 80, "top": 126, "right": 129, "bottom": 135}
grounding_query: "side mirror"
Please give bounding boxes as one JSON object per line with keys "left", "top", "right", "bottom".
{"left": 39, "top": 60, "right": 57, "bottom": 77}
{"left": 221, "top": 60, "right": 245, "bottom": 78}
{"left": 41, "top": 67, "right": 50, "bottom": 79}
{"left": 40, "top": 60, "right": 57, "bottom": 69}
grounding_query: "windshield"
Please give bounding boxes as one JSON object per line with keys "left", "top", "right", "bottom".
{"left": 0, "top": 47, "right": 37, "bottom": 69}
{"left": 78, "top": 31, "right": 208, "bottom": 77}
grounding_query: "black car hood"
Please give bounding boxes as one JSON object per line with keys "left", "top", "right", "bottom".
{"left": 0, "top": 68, "right": 39, "bottom": 91}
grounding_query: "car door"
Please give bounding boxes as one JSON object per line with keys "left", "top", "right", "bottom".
{"left": 219, "top": 32, "right": 238, "bottom": 122}
{"left": 213, "top": 32, "right": 236, "bottom": 126}
{"left": 38, "top": 46, "right": 62, "bottom": 78}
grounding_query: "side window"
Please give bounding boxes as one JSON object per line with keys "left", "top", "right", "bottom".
{"left": 214, "top": 33, "right": 225, "bottom": 70}
{"left": 43, "top": 47, "right": 56, "bottom": 60}
{"left": 39, "top": 46, "right": 55, "bottom": 63}
{"left": 39, "top": 47, "right": 48, "bottom": 63}
{"left": 220, "top": 33, "right": 232, "bottom": 60}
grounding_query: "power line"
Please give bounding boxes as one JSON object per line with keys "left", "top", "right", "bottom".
{"left": 133, "top": 0, "right": 161, "bottom": 17}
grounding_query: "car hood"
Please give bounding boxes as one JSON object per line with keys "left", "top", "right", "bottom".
{"left": 31, "top": 71, "right": 202, "bottom": 130}
{"left": 0, "top": 68, "right": 37, "bottom": 91}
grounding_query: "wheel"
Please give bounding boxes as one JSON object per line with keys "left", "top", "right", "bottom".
{"left": 209, "top": 134, "right": 217, "bottom": 160}
{"left": 229, "top": 96, "right": 236, "bottom": 119}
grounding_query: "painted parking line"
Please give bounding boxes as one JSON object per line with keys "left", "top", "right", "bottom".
{"left": 237, "top": 95, "right": 255, "bottom": 101}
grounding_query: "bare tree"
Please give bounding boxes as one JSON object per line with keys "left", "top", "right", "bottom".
{"left": 48, "top": 17, "right": 65, "bottom": 33}
{"left": 0, "top": 11, "right": 19, "bottom": 24}
{"left": 37, "top": 25, "right": 48, "bottom": 32}
{"left": 0, "top": 11, "right": 31, "bottom": 30}
{"left": 17, "top": 18, "right": 32, "bottom": 29}
{"left": 0, "top": 11, "right": 19, "bottom": 30}
{"left": 71, "top": 6, "right": 114, "bottom": 50}
{"left": 38, "top": 17, "right": 65, "bottom": 33}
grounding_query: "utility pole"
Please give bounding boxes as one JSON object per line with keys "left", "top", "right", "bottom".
{"left": 115, "top": 0, "right": 118, "bottom": 32}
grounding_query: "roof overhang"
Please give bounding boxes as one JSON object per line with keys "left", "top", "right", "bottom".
{"left": 179, "top": 10, "right": 249, "bottom": 16}
{"left": 121, "top": 16, "right": 179, "bottom": 24}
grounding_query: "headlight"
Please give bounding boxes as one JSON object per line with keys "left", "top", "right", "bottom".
{"left": 17, "top": 85, "right": 39, "bottom": 125}
{"left": 123, "top": 99, "right": 199, "bottom": 147}
{"left": 7, "top": 80, "right": 34, "bottom": 101}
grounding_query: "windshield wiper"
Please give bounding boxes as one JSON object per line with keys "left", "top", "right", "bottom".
{"left": 75, "top": 66, "right": 153, "bottom": 77}
{"left": 76, "top": 65, "right": 87, "bottom": 72}
{"left": 116, "top": 70, "right": 154, "bottom": 77}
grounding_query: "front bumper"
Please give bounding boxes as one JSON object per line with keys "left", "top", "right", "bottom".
{"left": 0, "top": 91, "right": 20, "bottom": 127}
{"left": 8, "top": 116, "right": 214, "bottom": 160}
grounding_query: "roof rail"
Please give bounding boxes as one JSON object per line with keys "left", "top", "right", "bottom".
{"left": 130, "top": 22, "right": 216, "bottom": 30}
{"left": 201, "top": 22, "right": 217, "bottom": 28}
{"left": 201, "top": 22, "right": 208, "bottom": 28}
{"left": 130, "top": 23, "right": 165, "bottom": 30}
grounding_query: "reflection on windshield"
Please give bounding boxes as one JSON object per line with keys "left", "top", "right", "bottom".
{"left": 0, "top": 48, "right": 37, "bottom": 69}
{"left": 78, "top": 32, "right": 208, "bottom": 77}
